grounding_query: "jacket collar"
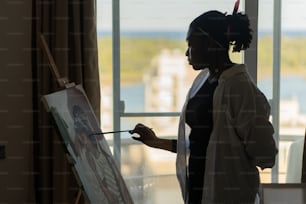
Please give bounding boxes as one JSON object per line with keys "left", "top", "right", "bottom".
{"left": 218, "top": 64, "right": 246, "bottom": 83}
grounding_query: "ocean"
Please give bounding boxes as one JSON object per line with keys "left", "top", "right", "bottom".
{"left": 258, "top": 75, "right": 306, "bottom": 114}
{"left": 121, "top": 75, "right": 306, "bottom": 114}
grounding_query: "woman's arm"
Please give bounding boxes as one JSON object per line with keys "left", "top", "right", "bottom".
{"left": 228, "top": 77, "right": 278, "bottom": 169}
{"left": 130, "top": 123, "right": 177, "bottom": 153}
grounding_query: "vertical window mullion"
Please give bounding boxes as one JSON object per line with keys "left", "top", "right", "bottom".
{"left": 112, "top": 0, "right": 121, "bottom": 168}
{"left": 271, "top": 0, "right": 282, "bottom": 183}
{"left": 244, "top": 0, "right": 258, "bottom": 83}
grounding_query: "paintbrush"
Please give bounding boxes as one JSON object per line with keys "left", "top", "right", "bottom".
{"left": 89, "top": 129, "right": 133, "bottom": 136}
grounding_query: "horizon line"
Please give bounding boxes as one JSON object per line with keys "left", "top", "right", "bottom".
{"left": 97, "top": 29, "right": 306, "bottom": 36}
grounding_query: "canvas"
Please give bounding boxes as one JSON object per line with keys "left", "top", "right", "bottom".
{"left": 42, "top": 85, "right": 134, "bottom": 204}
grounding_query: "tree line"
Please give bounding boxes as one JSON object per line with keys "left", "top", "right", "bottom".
{"left": 98, "top": 36, "right": 306, "bottom": 83}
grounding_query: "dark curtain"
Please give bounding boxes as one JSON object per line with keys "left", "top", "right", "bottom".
{"left": 32, "top": 0, "right": 100, "bottom": 203}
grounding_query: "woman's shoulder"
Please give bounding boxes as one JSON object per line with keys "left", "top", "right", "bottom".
{"left": 222, "top": 66, "right": 252, "bottom": 87}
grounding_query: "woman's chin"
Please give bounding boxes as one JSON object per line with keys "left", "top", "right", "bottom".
{"left": 192, "top": 64, "right": 207, "bottom": 70}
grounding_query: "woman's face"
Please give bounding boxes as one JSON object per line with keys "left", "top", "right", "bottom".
{"left": 185, "top": 27, "right": 225, "bottom": 70}
{"left": 185, "top": 28, "right": 214, "bottom": 70}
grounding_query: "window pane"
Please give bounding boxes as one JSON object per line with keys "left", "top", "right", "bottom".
{"left": 258, "top": 0, "right": 306, "bottom": 183}
{"left": 97, "top": 0, "right": 113, "bottom": 131}
{"left": 279, "top": 0, "right": 306, "bottom": 184}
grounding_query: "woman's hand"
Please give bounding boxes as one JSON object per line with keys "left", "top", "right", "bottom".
{"left": 129, "top": 123, "right": 159, "bottom": 148}
{"left": 130, "top": 123, "right": 177, "bottom": 152}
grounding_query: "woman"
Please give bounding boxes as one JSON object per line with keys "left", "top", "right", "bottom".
{"left": 130, "top": 2, "right": 278, "bottom": 204}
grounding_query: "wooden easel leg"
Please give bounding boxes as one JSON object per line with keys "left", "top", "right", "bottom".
{"left": 74, "top": 189, "right": 82, "bottom": 204}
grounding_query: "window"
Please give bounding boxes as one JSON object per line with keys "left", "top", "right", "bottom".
{"left": 97, "top": 0, "right": 306, "bottom": 202}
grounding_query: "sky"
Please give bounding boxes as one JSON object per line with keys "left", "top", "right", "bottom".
{"left": 96, "top": 0, "right": 306, "bottom": 32}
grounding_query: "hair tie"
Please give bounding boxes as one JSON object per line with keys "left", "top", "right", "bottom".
{"left": 232, "top": 0, "right": 240, "bottom": 15}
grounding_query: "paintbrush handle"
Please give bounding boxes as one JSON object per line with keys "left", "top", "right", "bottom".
{"left": 89, "top": 129, "right": 133, "bottom": 136}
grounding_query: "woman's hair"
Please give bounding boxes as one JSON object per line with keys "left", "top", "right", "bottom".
{"left": 189, "top": 10, "right": 252, "bottom": 52}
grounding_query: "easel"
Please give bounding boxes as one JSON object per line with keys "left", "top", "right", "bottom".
{"left": 39, "top": 34, "right": 84, "bottom": 204}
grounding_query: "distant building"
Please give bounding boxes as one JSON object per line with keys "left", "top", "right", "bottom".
{"left": 144, "top": 49, "right": 188, "bottom": 111}
{"left": 143, "top": 49, "right": 193, "bottom": 131}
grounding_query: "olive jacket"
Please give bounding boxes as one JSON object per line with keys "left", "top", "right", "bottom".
{"left": 176, "top": 64, "right": 278, "bottom": 204}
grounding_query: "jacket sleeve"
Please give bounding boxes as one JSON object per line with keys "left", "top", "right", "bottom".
{"left": 227, "top": 77, "right": 278, "bottom": 169}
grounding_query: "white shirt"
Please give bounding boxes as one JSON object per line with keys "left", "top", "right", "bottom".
{"left": 176, "top": 64, "right": 278, "bottom": 204}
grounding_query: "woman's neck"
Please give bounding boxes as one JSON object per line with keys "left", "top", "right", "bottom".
{"left": 211, "top": 51, "right": 233, "bottom": 70}
{"left": 209, "top": 62, "right": 234, "bottom": 77}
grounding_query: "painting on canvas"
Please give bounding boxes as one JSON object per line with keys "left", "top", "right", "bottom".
{"left": 42, "top": 85, "right": 133, "bottom": 204}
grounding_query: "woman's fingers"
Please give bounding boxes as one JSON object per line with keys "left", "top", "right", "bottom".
{"left": 129, "top": 123, "right": 156, "bottom": 146}
{"left": 130, "top": 123, "right": 150, "bottom": 135}
{"left": 131, "top": 136, "right": 141, "bottom": 141}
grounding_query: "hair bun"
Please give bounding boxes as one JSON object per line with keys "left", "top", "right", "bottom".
{"left": 226, "top": 12, "right": 252, "bottom": 52}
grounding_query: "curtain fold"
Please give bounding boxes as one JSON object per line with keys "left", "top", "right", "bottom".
{"left": 32, "top": 0, "right": 100, "bottom": 203}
